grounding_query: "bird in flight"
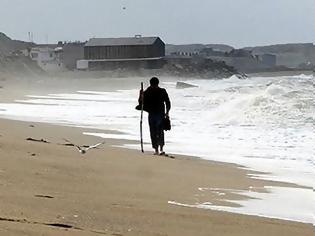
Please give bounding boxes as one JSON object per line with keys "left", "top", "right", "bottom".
{"left": 63, "top": 139, "right": 105, "bottom": 154}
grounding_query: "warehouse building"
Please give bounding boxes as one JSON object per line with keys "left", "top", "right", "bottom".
{"left": 77, "top": 36, "right": 165, "bottom": 70}
{"left": 62, "top": 42, "right": 85, "bottom": 70}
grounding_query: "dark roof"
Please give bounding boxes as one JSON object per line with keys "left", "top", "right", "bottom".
{"left": 36, "top": 44, "right": 58, "bottom": 49}
{"left": 85, "top": 37, "right": 162, "bottom": 47}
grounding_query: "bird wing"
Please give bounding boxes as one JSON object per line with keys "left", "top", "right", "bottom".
{"left": 63, "top": 138, "right": 74, "bottom": 145}
{"left": 75, "top": 145, "right": 83, "bottom": 152}
{"left": 63, "top": 138, "right": 82, "bottom": 151}
{"left": 86, "top": 142, "right": 105, "bottom": 151}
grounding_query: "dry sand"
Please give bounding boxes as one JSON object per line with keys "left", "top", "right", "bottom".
{"left": 0, "top": 118, "right": 313, "bottom": 236}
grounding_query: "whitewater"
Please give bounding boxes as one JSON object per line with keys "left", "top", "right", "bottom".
{"left": 0, "top": 74, "right": 314, "bottom": 224}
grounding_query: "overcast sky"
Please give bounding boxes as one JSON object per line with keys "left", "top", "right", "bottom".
{"left": 0, "top": 0, "right": 314, "bottom": 48}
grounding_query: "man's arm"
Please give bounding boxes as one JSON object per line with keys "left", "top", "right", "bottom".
{"left": 138, "top": 88, "right": 144, "bottom": 104}
{"left": 164, "top": 89, "right": 171, "bottom": 115}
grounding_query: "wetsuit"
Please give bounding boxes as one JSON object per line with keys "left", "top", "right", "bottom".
{"left": 142, "top": 86, "right": 171, "bottom": 150}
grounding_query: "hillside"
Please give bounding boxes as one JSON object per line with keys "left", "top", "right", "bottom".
{"left": 243, "top": 43, "right": 314, "bottom": 54}
{"left": 243, "top": 43, "right": 315, "bottom": 68}
{"left": 0, "top": 32, "right": 34, "bottom": 56}
{"left": 0, "top": 32, "right": 42, "bottom": 76}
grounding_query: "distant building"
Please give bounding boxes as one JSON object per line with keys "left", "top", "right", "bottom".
{"left": 62, "top": 42, "right": 85, "bottom": 70}
{"left": 204, "top": 51, "right": 277, "bottom": 73}
{"left": 29, "top": 46, "right": 64, "bottom": 72}
{"left": 228, "top": 49, "right": 253, "bottom": 58}
{"left": 30, "top": 47, "right": 55, "bottom": 62}
{"left": 78, "top": 36, "right": 165, "bottom": 70}
{"left": 199, "top": 48, "right": 225, "bottom": 57}
{"left": 256, "top": 53, "right": 277, "bottom": 67}
{"left": 169, "top": 51, "right": 199, "bottom": 57}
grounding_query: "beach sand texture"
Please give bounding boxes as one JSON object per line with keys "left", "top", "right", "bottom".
{"left": 0, "top": 119, "right": 313, "bottom": 236}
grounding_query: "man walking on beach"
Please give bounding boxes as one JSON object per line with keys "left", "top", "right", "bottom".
{"left": 139, "top": 77, "right": 171, "bottom": 155}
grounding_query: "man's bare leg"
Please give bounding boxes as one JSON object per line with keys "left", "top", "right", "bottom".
{"left": 159, "top": 145, "right": 165, "bottom": 155}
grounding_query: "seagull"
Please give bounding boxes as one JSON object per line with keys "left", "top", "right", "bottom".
{"left": 63, "top": 139, "right": 105, "bottom": 154}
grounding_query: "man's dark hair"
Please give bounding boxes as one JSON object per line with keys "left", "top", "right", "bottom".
{"left": 150, "top": 77, "right": 159, "bottom": 86}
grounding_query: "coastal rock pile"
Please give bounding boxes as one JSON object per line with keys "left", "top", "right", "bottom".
{"left": 161, "top": 58, "right": 238, "bottom": 78}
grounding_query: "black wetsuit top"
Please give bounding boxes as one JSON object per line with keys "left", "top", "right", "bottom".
{"left": 142, "top": 86, "right": 171, "bottom": 114}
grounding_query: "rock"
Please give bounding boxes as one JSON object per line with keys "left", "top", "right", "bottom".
{"left": 176, "top": 81, "right": 198, "bottom": 89}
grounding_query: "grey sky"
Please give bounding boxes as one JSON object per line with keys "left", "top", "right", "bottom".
{"left": 1, "top": 0, "right": 314, "bottom": 48}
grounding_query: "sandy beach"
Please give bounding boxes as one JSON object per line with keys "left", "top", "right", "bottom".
{"left": 0, "top": 118, "right": 313, "bottom": 235}
{"left": 0, "top": 74, "right": 313, "bottom": 235}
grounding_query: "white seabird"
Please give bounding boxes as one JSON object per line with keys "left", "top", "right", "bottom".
{"left": 63, "top": 139, "right": 105, "bottom": 154}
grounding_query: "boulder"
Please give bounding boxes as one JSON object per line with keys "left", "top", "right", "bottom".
{"left": 176, "top": 81, "right": 198, "bottom": 89}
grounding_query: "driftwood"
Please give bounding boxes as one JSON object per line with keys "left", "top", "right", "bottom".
{"left": 35, "top": 195, "right": 54, "bottom": 199}
{"left": 26, "top": 138, "right": 50, "bottom": 143}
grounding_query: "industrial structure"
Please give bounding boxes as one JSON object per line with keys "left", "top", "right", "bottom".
{"left": 62, "top": 42, "right": 85, "bottom": 70}
{"left": 77, "top": 36, "right": 165, "bottom": 70}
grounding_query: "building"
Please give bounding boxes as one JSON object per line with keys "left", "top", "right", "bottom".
{"left": 29, "top": 42, "right": 64, "bottom": 72}
{"left": 228, "top": 49, "right": 253, "bottom": 58}
{"left": 256, "top": 53, "right": 277, "bottom": 67}
{"left": 78, "top": 36, "right": 165, "bottom": 70}
{"left": 62, "top": 42, "right": 85, "bottom": 70}
{"left": 199, "top": 48, "right": 225, "bottom": 57}
{"left": 30, "top": 47, "right": 55, "bottom": 62}
{"left": 169, "top": 51, "right": 199, "bottom": 57}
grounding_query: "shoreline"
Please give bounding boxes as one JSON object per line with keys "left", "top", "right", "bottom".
{"left": 0, "top": 73, "right": 314, "bottom": 235}
{"left": 0, "top": 118, "right": 314, "bottom": 236}
{"left": 1, "top": 83, "right": 311, "bottom": 190}
{"left": 1, "top": 115, "right": 312, "bottom": 190}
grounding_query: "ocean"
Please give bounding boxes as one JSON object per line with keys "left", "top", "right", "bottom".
{"left": 0, "top": 74, "right": 314, "bottom": 224}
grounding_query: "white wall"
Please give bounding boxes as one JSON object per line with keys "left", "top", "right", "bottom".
{"left": 30, "top": 47, "right": 65, "bottom": 72}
